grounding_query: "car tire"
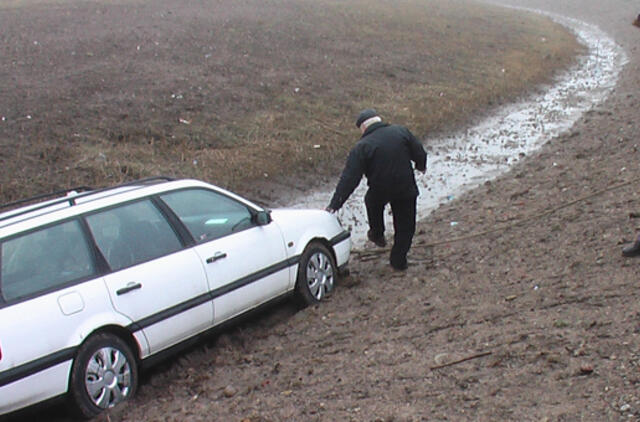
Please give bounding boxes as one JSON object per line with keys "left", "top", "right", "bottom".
{"left": 295, "top": 242, "right": 336, "bottom": 306}
{"left": 68, "top": 333, "right": 138, "bottom": 419}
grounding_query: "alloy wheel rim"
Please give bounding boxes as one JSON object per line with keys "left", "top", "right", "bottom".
{"left": 306, "top": 251, "right": 334, "bottom": 300}
{"left": 85, "top": 346, "right": 132, "bottom": 409}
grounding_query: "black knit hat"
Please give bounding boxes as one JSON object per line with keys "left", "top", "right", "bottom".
{"left": 355, "top": 108, "right": 379, "bottom": 128}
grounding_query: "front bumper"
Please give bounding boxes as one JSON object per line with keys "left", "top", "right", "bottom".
{"left": 330, "top": 230, "right": 351, "bottom": 275}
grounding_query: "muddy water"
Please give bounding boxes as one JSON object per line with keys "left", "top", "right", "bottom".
{"left": 286, "top": 8, "right": 627, "bottom": 247}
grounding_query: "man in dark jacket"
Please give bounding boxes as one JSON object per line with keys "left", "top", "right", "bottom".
{"left": 326, "top": 109, "right": 427, "bottom": 270}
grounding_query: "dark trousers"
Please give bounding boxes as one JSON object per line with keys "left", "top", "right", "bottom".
{"left": 365, "top": 190, "right": 417, "bottom": 268}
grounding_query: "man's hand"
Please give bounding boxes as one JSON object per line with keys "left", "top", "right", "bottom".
{"left": 325, "top": 206, "right": 336, "bottom": 214}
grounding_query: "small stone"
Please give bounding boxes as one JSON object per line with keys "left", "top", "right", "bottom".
{"left": 620, "top": 404, "right": 631, "bottom": 412}
{"left": 434, "top": 353, "right": 449, "bottom": 365}
{"left": 223, "top": 385, "right": 237, "bottom": 397}
{"left": 579, "top": 364, "right": 594, "bottom": 374}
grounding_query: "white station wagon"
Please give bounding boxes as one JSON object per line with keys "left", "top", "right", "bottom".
{"left": 0, "top": 177, "right": 350, "bottom": 418}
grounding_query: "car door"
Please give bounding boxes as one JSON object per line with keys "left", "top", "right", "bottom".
{"left": 85, "top": 199, "right": 213, "bottom": 356}
{"left": 159, "top": 188, "right": 290, "bottom": 324}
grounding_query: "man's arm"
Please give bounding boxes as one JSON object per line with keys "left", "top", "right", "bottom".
{"left": 405, "top": 128, "right": 427, "bottom": 172}
{"left": 327, "top": 147, "right": 364, "bottom": 211}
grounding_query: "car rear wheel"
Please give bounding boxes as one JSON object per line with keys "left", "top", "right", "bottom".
{"left": 68, "top": 333, "right": 138, "bottom": 419}
{"left": 295, "top": 242, "right": 336, "bottom": 306}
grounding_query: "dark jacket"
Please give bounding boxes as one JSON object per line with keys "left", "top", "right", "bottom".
{"left": 329, "top": 122, "right": 427, "bottom": 210}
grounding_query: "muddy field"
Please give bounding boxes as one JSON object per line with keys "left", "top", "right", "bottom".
{"left": 3, "top": 0, "right": 640, "bottom": 421}
{"left": 0, "top": 0, "right": 579, "bottom": 202}
{"left": 113, "top": 1, "right": 640, "bottom": 420}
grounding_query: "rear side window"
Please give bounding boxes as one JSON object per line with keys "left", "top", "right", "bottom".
{"left": 85, "top": 200, "right": 182, "bottom": 271}
{"left": 160, "top": 189, "right": 254, "bottom": 243}
{"left": 1, "top": 220, "right": 96, "bottom": 302}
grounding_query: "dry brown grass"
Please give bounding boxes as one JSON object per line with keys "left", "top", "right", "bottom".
{"left": 0, "top": 0, "right": 583, "bottom": 202}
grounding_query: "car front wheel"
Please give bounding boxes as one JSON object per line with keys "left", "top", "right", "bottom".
{"left": 69, "top": 333, "right": 138, "bottom": 419}
{"left": 295, "top": 242, "right": 336, "bottom": 306}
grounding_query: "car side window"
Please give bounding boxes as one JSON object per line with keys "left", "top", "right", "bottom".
{"left": 160, "top": 189, "right": 254, "bottom": 243}
{"left": 85, "top": 200, "right": 182, "bottom": 271}
{"left": 0, "top": 220, "right": 96, "bottom": 302}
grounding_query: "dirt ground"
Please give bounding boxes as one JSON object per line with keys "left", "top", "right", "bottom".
{"left": 4, "top": 0, "right": 640, "bottom": 421}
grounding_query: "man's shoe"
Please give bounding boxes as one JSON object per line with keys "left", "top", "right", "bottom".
{"left": 622, "top": 239, "right": 640, "bottom": 257}
{"left": 367, "top": 230, "right": 386, "bottom": 247}
{"left": 390, "top": 261, "right": 408, "bottom": 271}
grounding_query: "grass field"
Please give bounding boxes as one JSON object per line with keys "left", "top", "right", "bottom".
{"left": 0, "top": 0, "right": 582, "bottom": 203}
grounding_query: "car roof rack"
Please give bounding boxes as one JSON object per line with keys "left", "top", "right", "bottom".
{"left": 0, "top": 176, "right": 175, "bottom": 225}
{"left": 0, "top": 186, "right": 94, "bottom": 212}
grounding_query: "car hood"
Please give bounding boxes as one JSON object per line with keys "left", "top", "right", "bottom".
{"left": 269, "top": 208, "right": 338, "bottom": 231}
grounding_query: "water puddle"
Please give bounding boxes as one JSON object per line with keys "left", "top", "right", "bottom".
{"left": 288, "top": 9, "right": 628, "bottom": 247}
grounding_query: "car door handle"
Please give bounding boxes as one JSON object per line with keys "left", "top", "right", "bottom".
{"left": 116, "top": 282, "right": 142, "bottom": 296}
{"left": 206, "top": 252, "right": 227, "bottom": 264}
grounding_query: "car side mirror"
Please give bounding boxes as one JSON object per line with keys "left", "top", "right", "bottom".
{"left": 253, "top": 210, "right": 272, "bottom": 226}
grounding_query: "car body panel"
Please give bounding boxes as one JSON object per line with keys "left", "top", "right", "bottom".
{"left": 192, "top": 223, "right": 290, "bottom": 324}
{"left": 270, "top": 209, "right": 351, "bottom": 266}
{"left": 0, "top": 361, "right": 71, "bottom": 415}
{"left": 103, "top": 250, "right": 213, "bottom": 357}
{"left": 0, "top": 277, "right": 128, "bottom": 414}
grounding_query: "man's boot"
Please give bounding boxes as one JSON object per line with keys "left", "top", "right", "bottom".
{"left": 367, "top": 230, "right": 386, "bottom": 247}
{"left": 622, "top": 238, "right": 640, "bottom": 257}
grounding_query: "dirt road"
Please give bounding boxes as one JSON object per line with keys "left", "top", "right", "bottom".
{"left": 101, "top": 1, "right": 640, "bottom": 420}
